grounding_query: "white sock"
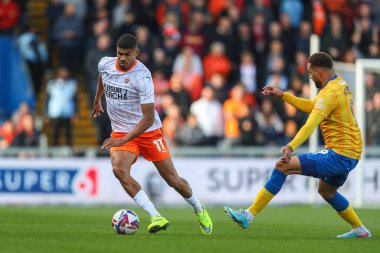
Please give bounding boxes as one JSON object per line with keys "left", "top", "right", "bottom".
{"left": 245, "top": 209, "right": 255, "bottom": 223}
{"left": 354, "top": 225, "right": 368, "bottom": 234}
{"left": 184, "top": 193, "right": 203, "bottom": 214}
{"left": 133, "top": 190, "right": 161, "bottom": 217}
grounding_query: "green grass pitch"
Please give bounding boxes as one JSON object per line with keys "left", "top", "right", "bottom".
{"left": 0, "top": 206, "right": 378, "bottom": 253}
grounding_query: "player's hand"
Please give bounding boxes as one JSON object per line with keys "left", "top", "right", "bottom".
{"left": 91, "top": 100, "right": 104, "bottom": 118}
{"left": 279, "top": 145, "right": 293, "bottom": 164}
{"left": 101, "top": 137, "right": 126, "bottom": 149}
{"left": 261, "top": 86, "right": 284, "bottom": 98}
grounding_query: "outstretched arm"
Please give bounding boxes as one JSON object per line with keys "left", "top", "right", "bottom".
{"left": 262, "top": 86, "right": 314, "bottom": 113}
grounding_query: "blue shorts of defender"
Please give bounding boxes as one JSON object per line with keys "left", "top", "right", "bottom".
{"left": 298, "top": 148, "right": 359, "bottom": 188}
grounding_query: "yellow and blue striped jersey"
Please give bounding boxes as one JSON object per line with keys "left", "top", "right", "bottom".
{"left": 312, "top": 75, "right": 362, "bottom": 159}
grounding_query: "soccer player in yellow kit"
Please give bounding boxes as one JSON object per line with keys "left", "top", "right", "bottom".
{"left": 224, "top": 52, "right": 371, "bottom": 238}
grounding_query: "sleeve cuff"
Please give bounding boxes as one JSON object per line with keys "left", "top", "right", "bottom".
{"left": 282, "top": 92, "right": 291, "bottom": 101}
{"left": 288, "top": 143, "right": 296, "bottom": 152}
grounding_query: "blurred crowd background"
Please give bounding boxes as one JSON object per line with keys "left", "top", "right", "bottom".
{"left": 0, "top": 0, "right": 380, "bottom": 154}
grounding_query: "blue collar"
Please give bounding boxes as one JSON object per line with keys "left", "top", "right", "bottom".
{"left": 323, "top": 75, "right": 337, "bottom": 88}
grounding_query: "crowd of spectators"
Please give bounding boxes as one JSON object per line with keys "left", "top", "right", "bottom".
{"left": 0, "top": 102, "right": 40, "bottom": 150}
{"left": 1, "top": 0, "right": 380, "bottom": 149}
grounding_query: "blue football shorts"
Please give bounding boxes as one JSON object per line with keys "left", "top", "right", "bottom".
{"left": 298, "top": 148, "right": 359, "bottom": 188}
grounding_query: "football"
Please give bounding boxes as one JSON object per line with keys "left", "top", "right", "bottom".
{"left": 112, "top": 209, "right": 140, "bottom": 235}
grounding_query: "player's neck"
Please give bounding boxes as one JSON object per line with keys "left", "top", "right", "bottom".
{"left": 116, "top": 59, "right": 137, "bottom": 72}
{"left": 325, "top": 71, "right": 335, "bottom": 80}
{"left": 321, "top": 71, "right": 335, "bottom": 87}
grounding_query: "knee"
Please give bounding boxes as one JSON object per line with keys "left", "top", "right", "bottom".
{"left": 112, "top": 160, "right": 131, "bottom": 180}
{"left": 112, "top": 166, "right": 127, "bottom": 180}
{"left": 166, "top": 175, "right": 181, "bottom": 189}
{"left": 318, "top": 186, "right": 335, "bottom": 200}
{"left": 275, "top": 161, "right": 290, "bottom": 175}
{"left": 112, "top": 166, "right": 124, "bottom": 179}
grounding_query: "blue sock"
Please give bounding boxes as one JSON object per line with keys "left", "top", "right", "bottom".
{"left": 325, "top": 192, "right": 349, "bottom": 212}
{"left": 264, "top": 169, "right": 287, "bottom": 195}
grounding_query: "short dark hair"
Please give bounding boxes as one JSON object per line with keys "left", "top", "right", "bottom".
{"left": 117, "top": 34, "right": 138, "bottom": 49}
{"left": 308, "top": 52, "right": 333, "bottom": 69}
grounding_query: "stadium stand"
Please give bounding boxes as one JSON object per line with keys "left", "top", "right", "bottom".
{"left": 0, "top": 0, "right": 379, "bottom": 155}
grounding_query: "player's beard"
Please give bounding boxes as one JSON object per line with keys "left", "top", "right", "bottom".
{"left": 314, "top": 79, "right": 323, "bottom": 89}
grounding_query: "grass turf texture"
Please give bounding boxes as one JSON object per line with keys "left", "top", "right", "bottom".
{"left": 0, "top": 206, "right": 378, "bottom": 253}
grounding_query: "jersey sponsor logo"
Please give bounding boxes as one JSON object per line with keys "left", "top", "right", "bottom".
{"left": 104, "top": 84, "right": 128, "bottom": 100}
{"left": 125, "top": 77, "right": 130, "bottom": 84}
{"left": 0, "top": 167, "right": 98, "bottom": 196}
{"left": 314, "top": 98, "right": 325, "bottom": 109}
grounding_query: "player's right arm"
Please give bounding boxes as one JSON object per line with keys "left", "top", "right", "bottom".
{"left": 91, "top": 74, "right": 104, "bottom": 118}
{"left": 262, "top": 86, "right": 314, "bottom": 113}
{"left": 101, "top": 103, "right": 155, "bottom": 149}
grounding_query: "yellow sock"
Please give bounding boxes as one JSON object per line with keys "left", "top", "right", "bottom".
{"left": 337, "top": 205, "right": 362, "bottom": 228}
{"left": 248, "top": 187, "right": 275, "bottom": 216}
